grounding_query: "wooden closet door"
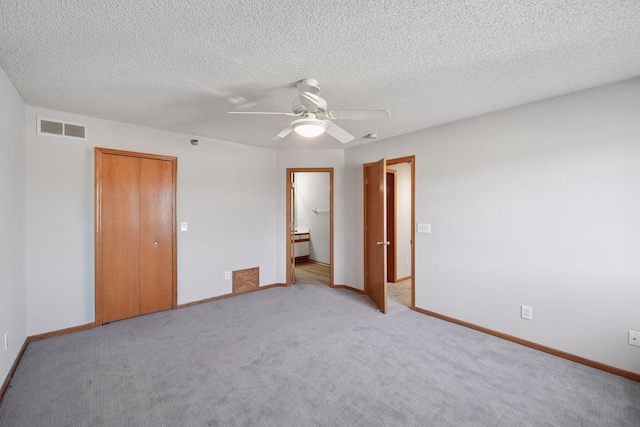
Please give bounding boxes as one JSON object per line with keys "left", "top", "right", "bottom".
{"left": 100, "top": 154, "right": 141, "bottom": 323}
{"left": 96, "top": 148, "right": 177, "bottom": 326}
{"left": 139, "top": 158, "right": 174, "bottom": 315}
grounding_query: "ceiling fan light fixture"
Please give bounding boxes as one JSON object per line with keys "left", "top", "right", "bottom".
{"left": 291, "top": 118, "right": 327, "bottom": 138}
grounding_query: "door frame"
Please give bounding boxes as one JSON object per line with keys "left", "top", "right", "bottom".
{"left": 285, "top": 168, "right": 334, "bottom": 287}
{"left": 95, "top": 147, "right": 178, "bottom": 326}
{"left": 363, "top": 156, "right": 416, "bottom": 309}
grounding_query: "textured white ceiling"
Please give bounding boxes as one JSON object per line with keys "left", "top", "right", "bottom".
{"left": 1, "top": 0, "right": 640, "bottom": 149}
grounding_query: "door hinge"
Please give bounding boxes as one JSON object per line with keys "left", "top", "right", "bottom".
{"left": 290, "top": 182, "right": 295, "bottom": 188}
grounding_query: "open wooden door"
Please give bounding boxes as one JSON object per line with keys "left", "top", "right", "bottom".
{"left": 364, "top": 158, "right": 387, "bottom": 313}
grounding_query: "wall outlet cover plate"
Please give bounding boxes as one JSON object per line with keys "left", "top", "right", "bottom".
{"left": 417, "top": 223, "right": 431, "bottom": 233}
{"left": 521, "top": 305, "right": 533, "bottom": 320}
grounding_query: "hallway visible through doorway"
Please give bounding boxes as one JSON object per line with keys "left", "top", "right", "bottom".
{"left": 387, "top": 279, "right": 411, "bottom": 309}
{"left": 286, "top": 168, "right": 334, "bottom": 287}
{"left": 294, "top": 261, "right": 330, "bottom": 286}
{"left": 363, "top": 155, "right": 415, "bottom": 313}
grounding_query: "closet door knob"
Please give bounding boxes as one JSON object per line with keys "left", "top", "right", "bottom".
{"left": 154, "top": 241, "right": 158, "bottom": 245}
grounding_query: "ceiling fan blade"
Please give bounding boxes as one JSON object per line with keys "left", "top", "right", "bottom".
{"left": 325, "top": 121, "right": 354, "bottom": 144}
{"left": 229, "top": 111, "right": 300, "bottom": 116}
{"left": 272, "top": 127, "right": 293, "bottom": 140}
{"left": 325, "top": 109, "right": 390, "bottom": 120}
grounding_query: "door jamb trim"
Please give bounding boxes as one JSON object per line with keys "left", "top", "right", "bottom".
{"left": 285, "top": 168, "right": 334, "bottom": 287}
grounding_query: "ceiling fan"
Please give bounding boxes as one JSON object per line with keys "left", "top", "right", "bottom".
{"left": 228, "top": 79, "right": 390, "bottom": 144}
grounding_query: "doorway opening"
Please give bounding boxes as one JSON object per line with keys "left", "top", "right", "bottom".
{"left": 286, "top": 168, "right": 334, "bottom": 287}
{"left": 386, "top": 161, "right": 413, "bottom": 309}
{"left": 363, "top": 156, "right": 415, "bottom": 313}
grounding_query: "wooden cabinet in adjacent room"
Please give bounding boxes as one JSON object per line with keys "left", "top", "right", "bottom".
{"left": 95, "top": 148, "right": 177, "bottom": 325}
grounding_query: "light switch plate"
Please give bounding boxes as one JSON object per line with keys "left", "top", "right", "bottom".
{"left": 181, "top": 222, "right": 188, "bottom": 231}
{"left": 417, "top": 223, "right": 431, "bottom": 233}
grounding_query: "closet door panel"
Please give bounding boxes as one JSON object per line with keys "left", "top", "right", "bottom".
{"left": 100, "top": 154, "right": 141, "bottom": 323}
{"left": 138, "top": 158, "right": 174, "bottom": 315}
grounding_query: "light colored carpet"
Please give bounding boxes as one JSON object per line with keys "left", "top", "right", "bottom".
{"left": 1, "top": 285, "right": 638, "bottom": 426}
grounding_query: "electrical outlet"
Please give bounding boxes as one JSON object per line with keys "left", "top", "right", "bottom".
{"left": 521, "top": 305, "right": 533, "bottom": 320}
{"left": 405, "top": 258, "right": 409, "bottom": 266}
{"left": 4, "top": 331, "right": 8, "bottom": 350}
{"left": 629, "top": 330, "right": 640, "bottom": 347}
{"left": 225, "top": 271, "right": 231, "bottom": 280}
{"left": 180, "top": 222, "right": 188, "bottom": 231}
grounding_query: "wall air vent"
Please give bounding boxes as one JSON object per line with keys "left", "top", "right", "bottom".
{"left": 37, "top": 117, "right": 87, "bottom": 140}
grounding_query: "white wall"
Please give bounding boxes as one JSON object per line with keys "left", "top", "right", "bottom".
{"left": 276, "top": 150, "right": 345, "bottom": 284}
{"left": 387, "top": 162, "right": 411, "bottom": 280}
{"left": 345, "top": 78, "right": 640, "bottom": 374}
{"left": 0, "top": 65, "right": 27, "bottom": 381}
{"left": 9, "top": 74, "right": 640, "bottom": 376}
{"left": 295, "top": 172, "right": 331, "bottom": 264}
{"left": 25, "top": 107, "right": 278, "bottom": 336}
